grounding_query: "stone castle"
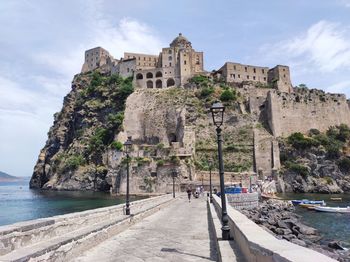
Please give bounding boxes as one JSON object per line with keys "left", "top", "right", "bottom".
{"left": 81, "top": 33, "right": 350, "bottom": 179}
{"left": 81, "top": 33, "right": 292, "bottom": 92}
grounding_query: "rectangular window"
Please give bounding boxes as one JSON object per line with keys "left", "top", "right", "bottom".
{"left": 264, "top": 77, "right": 266, "bottom": 81}
{"left": 127, "top": 68, "right": 130, "bottom": 72}
{"left": 184, "top": 60, "right": 187, "bottom": 65}
{"left": 144, "top": 57, "right": 146, "bottom": 61}
{"left": 253, "top": 76, "right": 256, "bottom": 80}
{"left": 245, "top": 67, "right": 247, "bottom": 72}
{"left": 149, "top": 57, "right": 151, "bottom": 61}
{"left": 169, "top": 62, "right": 172, "bottom": 66}
{"left": 262, "top": 69, "right": 265, "bottom": 74}
{"left": 234, "top": 65, "right": 236, "bottom": 70}
{"left": 253, "top": 68, "right": 256, "bottom": 73}
{"left": 247, "top": 75, "right": 249, "bottom": 79}
{"left": 233, "top": 74, "right": 235, "bottom": 79}
{"left": 238, "top": 74, "right": 240, "bottom": 78}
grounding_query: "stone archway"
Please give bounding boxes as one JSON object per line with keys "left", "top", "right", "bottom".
{"left": 167, "top": 78, "right": 175, "bottom": 87}
{"left": 147, "top": 80, "right": 153, "bottom": 88}
{"left": 156, "top": 71, "right": 162, "bottom": 78}
{"left": 146, "top": 72, "right": 153, "bottom": 79}
{"left": 156, "top": 79, "right": 162, "bottom": 88}
{"left": 136, "top": 73, "right": 143, "bottom": 80}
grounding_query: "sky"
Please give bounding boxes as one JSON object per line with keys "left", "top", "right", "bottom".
{"left": 1, "top": 0, "right": 350, "bottom": 177}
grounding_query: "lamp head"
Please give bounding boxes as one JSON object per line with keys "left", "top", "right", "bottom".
{"left": 210, "top": 101, "right": 225, "bottom": 128}
{"left": 123, "top": 136, "right": 132, "bottom": 154}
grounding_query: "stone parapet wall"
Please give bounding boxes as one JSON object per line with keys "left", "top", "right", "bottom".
{"left": 267, "top": 89, "right": 350, "bottom": 137}
{"left": 212, "top": 195, "right": 336, "bottom": 261}
{"left": 0, "top": 194, "right": 173, "bottom": 259}
{"left": 226, "top": 192, "right": 259, "bottom": 210}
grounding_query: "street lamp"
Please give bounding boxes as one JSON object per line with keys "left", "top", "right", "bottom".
{"left": 210, "top": 101, "right": 230, "bottom": 240}
{"left": 123, "top": 136, "right": 132, "bottom": 215}
{"left": 208, "top": 158, "right": 213, "bottom": 203}
{"left": 172, "top": 169, "right": 178, "bottom": 198}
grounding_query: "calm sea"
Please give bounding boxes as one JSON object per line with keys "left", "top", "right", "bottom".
{"left": 0, "top": 179, "right": 141, "bottom": 226}
{"left": 279, "top": 193, "right": 350, "bottom": 248}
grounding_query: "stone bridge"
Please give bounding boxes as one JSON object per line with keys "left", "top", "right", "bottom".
{"left": 0, "top": 194, "right": 335, "bottom": 262}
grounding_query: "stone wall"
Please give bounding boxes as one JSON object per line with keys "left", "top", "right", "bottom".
{"left": 211, "top": 195, "right": 336, "bottom": 261}
{"left": 267, "top": 89, "right": 350, "bottom": 137}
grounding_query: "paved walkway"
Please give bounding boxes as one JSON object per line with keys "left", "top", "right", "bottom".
{"left": 74, "top": 196, "right": 217, "bottom": 262}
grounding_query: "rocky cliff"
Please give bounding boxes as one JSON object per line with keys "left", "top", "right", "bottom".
{"left": 278, "top": 126, "right": 350, "bottom": 193}
{"left": 30, "top": 73, "right": 255, "bottom": 192}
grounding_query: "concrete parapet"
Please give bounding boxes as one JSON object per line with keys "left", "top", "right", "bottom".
{"left": 227, "top": 193, "right": 259, "bottom": 210}
{"left": 211, "top": 195, "right": 336, "bottom": 262}
{"left": 0, "top": 194, "right": 174, "bottom": 261}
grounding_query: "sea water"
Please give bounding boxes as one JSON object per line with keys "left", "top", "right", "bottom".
{"left": 279, "top": 193, "right": 350, "bottom": 248}
{"left": 0, "top": 179, "right": 142, "bottom": 226}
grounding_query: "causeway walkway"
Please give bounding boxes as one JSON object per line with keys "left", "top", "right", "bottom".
{"left": 74, "top": 196, "right": 217, "bottom": 262}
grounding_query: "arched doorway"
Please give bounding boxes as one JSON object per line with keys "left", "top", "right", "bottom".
{"left": 136, "top": 73, "right": 143, "bottom": 80}
{"left": 167, "top": 78, "right": 175, "bottom": 87}
{"left": 156, "top": 79, "right": 162, "bottom": 88}
{"left": 156, "top": 71, "right": 162, "bottom": 77}
{"left": 146, "top": 72, "right": 153, "bottom": 79}
{"left": 146, "top": 80, "right": 153, "bottom": 88}
{"left": 168, "top": 133, "right": 177, "bottom": 143}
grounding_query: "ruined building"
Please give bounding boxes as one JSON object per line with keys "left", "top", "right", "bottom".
{"left": 81, "top": 33, "right": 292, "bottom": 92}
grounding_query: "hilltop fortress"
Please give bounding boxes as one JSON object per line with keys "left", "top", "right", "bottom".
{"left": 81, "top": 33, "right": 292, "bottom": 92}
{"left": 80, "top": 33, "right": 350, "bottom": 179}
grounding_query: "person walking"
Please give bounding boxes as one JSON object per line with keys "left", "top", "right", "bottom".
{"left": 187, "top": 187, "right": 192, "bottom": 202}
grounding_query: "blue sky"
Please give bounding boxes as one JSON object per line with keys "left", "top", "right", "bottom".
{"left": 1, "top": 0, "right": 350, "bottom": 177}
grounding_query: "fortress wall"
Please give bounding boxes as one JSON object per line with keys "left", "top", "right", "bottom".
{"left": 267, "top": 90, "right": 350, "bottom": 137}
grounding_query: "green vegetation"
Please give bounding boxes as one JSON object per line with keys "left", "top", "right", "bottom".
{"left": 287, "top": 132, "right": 318, "bottom": 150}
{"left": 189, "top": 75, "right": 211, "bottom": 87}
{"left": 338, "top": 157, "right": 350, "bottom": 173}
{"left": 156, "top": 159, "right": 165, "bottom": 166}
{"left": 110, "top": 141, "right": 123, "bottom": 151}
{"left": 284, "top": 161, "right": 309, "bottom": 177}
{"left": 107, "top": 112, "right": 124, "bottom": 128}
{"left": 62, "top": 154, "right": 85, "bottom": 171}
{"left": 220, "top": 89, "right": 236, "bottom": 102}
{"left": 200, "top": 87, "right": 214, "bottom": 97}
{"left": 324, "top": 177, "right": 333, "bottom": 185}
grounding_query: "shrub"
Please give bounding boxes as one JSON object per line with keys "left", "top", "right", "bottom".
{"left": 200, "top": 87, "right": 214, "bottom": 97}
{"left": 170, "top": 155, "right": 180, "bottom": 165}
{"left": 325, "top": 143, "right": 341, "bottom": 159}
{"left": 90, "top": 71, "right": 102, "bottom": 87}
{"left": 107, "top": 74, "right": 122, "bottom": 85}
{"left": 285, "top": 161, "right": 309, "bottom": 177}
{"left": 110, "top": 141, "right": 123, "bottom": 151}
{"left": 337, "top": 124, "right": 350, "bottom": 142}
{"left": 189, "top": 75, "right": 209, "bottom": 86}
{"left": 324, "top": 177, "right": 333, "bottom": 185}
{"left": 156, "top": 159, "right": 165, "bottom": 166}
{"left": 309, "top": 129, "right": 320, "bottom": 136}
{"left": 88, "top": 128, "right": 112, "bottom": 153}
{"left": 63, "top": 154, "right": 85, "bottom": 171}
{"left": 156, "top": 143, "right": 165, "bottom": 149}
{"left": 220, "top": 89, "right": 236, "bottom": 101}
{"left": 107, "top": 112, "right": 124, "bottom": 128}
{"left": 338, "top": 157, "right": 350, "bottom": 173}
{"left": 287, "top": 132, "right": 319, "bottom": 150}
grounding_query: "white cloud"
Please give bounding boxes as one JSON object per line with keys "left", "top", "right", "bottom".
{"left": 325, "top": 80, "right": 350, "bottom": 94}
{"left": 0, "top": 0, "right": 163, "bottom": 177}
{"left": 273, "top": 21, "right": 350, "bottom": 72}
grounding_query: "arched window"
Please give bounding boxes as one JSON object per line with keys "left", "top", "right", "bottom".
{"left": 167, "top": 78, "right": 175, "bottom": 87}
{"left": 146, "top": 72, "right": 153, "bottom": 79}
{"left": 168, "top": 49, "right": 172, "bottom": 54}
{"left": 156, "top": 79, "right": 162, "bottom": 88}
{"left": 146, "top": 80, "right": 153, "bottom": 88}
{"left": 155, "top": 71, "right": 162, "bottom": 78}
{"left": 136, "top": 73, "right": 143, "bottom": 80}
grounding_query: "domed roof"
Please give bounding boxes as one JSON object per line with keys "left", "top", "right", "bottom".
{"left": 170, "top": 33, "right": 192, "bottom": 48}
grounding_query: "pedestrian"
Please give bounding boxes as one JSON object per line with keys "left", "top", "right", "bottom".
{"left": 187, "top": 187, "right": 192, "bottom": 202}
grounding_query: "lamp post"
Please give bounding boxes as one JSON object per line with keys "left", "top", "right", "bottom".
{"left": 124, "top": 136, "right": 132, "bottom": 215}
{"left": 172, "top": 169, "right": 178, "bottom": 198}
{"left": 210, "top": 101, "right": 230, "bottom": 240}
{"left": 209, "top": 158, "right": 213, "bottom": 203}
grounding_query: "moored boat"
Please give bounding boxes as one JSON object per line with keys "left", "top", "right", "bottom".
{"left": 330, "top": 197, "right": 342, "bottom": 201}
{"left": 299, "top": 203, "right": 323, "bottom": 209}
{"left": 292, "top": 199, "right": 325, "bottom": 206}
{"left": 314, "top": 206, "right": 350, "bottom": 213}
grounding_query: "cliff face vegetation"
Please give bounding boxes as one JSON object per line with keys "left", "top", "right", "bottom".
{"left": 279, "top": 125, "right": 350, "bottom": 193}
{"left": 30, "top": 71, "right": 133, "bottom": 191}
{"left": 30, "top": 73, "right": 255, "bottom": 192}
